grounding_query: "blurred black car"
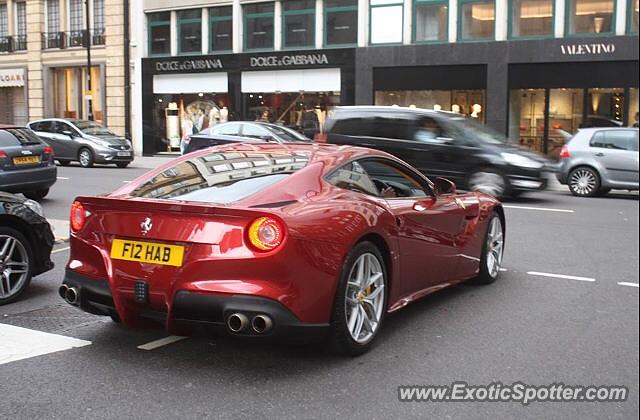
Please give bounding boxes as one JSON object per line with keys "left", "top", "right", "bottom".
{"left": 183, "top": 121, "right": 312, "bottom": 154}
{"left": 0, "top": 192, "right": 54, "bottom": 305}
{"left": 323, "top": 106, "right": 554, "bottom": 197}
{"left": 0, "top": 125, "right": 57, "bottom": 200}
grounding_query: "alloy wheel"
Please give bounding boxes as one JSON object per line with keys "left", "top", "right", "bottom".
{"left": 0, "top": 235, "right": 30, "bottom": 300}
{"left": 469, "top": 171, "right": 506, "bottom": 197}
{"left": 344, "top": 253, "right": 385, "bottom": 344}
{"left": 485, "top": 217, "right": 504, "bottom": 278}
{"left": 79, "top": 150, "right": 92, "bottom": 167}
{"left": 569, "top": 169, "right": 597, "bottom": 196}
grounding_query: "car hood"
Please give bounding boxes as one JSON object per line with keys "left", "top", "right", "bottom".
{"left": 85, "top": 134, "right": 129, "bottom": 145}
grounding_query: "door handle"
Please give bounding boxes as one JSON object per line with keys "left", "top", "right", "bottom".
{"left": 594, "top": 152, "right": 605, "bottom": 157}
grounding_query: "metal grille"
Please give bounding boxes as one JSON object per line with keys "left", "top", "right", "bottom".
{"left": 69, "top": 0, "right": 83, "bottom": 32}
{"left": 46, "top": 0, "right": 60, "bottom": 33}
{"left": 16, "top": 1, "right": 26, "bottom": 35}
{"left": 0, "top": 4, "right": 8, "bottom": 37}
{"left": 0, "top": 303, "right": 105, "bottom": 334}
{"left": 93, "top": 0, "right": 104, "bottom": 30}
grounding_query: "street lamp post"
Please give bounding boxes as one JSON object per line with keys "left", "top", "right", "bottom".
{"left": 85, "top": 0, "right": 94, "bottom": 121}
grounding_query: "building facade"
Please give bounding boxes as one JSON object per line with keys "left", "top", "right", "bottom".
{"left": 0, "top": 0, "right": 129, "bottom": 139}
{"left": 135, "top": 0, "right": 638, "bottom": 155}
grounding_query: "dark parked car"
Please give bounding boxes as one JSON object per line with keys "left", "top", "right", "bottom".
{"left": 28, "top": 118, "right": 134, "bottom": 168}
{"left": 0, "top": 192, "right": 54, "bottom": 304}
{"left": 0, "top": 125, "right": 57, "bottom": 200}
{"left": 323, "top": 106, "right": 553, "bottom": 197}
{"left": 183, "top": 121, "right": 312, "bottom": 154}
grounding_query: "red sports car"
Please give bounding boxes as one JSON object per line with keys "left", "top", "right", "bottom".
{"left": 60, "top": 143, "right": 505, "bottom": 355}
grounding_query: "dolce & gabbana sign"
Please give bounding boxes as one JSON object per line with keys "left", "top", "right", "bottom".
{"left": 250, "top": 53, "right": 330, "bottom": 68}
{"left": 560, "top": 43, "right": 616, "bottom": 56}
{"left": 155, "top": 58, "right": 223, "bottom": 72}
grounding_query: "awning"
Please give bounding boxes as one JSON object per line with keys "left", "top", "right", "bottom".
{"left": 241, "top": 68, "right": 341, "bottom": 93}
{"left": 153, "top": 72, "right": 228, "bottom": 94}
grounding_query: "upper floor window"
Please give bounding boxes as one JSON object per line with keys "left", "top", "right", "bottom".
{"left": 69, "top": 0, "right": 84, "bottom": 32}
{"left": 325, "top": 0, "right": 357, "bottom": 46}
{"left": 244, "top": 2, "right": 274, "bottom": 51}
{"left": 210, "top": 6, "right": 233, "bottom": 52}
{"left": 630, "top": 0, "right": 639, "bottom": 33}
{"left": 15, "top": 1, "right": 26, "bottom": 35}
{"left": 414, "top": 0, "right": 448, "bottom": 42}
{"left": 567, "top": 0, "right": 614, "bottom": 35}
{"left": 93, "top": 0, "right": 105, "bottom": 30}
{"left": 177, "top": 9, "right": 202, "bottom": 54}
{"left": 510, "top": 0, "right": 553, "bottom": 37}
{"left": 0, "top": 3, "right": 7, "bottom": 38}
{"left": 283, "top": 0, "right": 316, "bottom": 48}
{"left": 148, "top": 12, "right": 171, "bottom": 55}
{"left": 370, "top": 0, "right": 404, "bottom": 44}
{"left": 46, "top": 0, "right": 60, "bottom": 33}
{"left": 459, "top": 0, "right": 495, "bottom": 40}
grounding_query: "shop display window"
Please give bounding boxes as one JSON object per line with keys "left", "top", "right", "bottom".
{"left": 510, "top": 0, "right": 554, "bottom": 37}
{"left": 178, "top": 9, "right": 202, "bottom": 54}
{"left": 51, "top": 66, "right": 103, "bottom": 124}
{"left": 629, "top": 88, "right": 639, "bottom": 127}
{"left": 148, "top": 12, "right": 171, "bottom": 55}
{"left": 244, "top": 2, "right": 275, "bottom": 51}
{"left": 567, "top": 0, "right": 614, "bottom": 35}
{"left": 370, "top": 0, "right": 404, "bottom": 44}
{"left": 459, "top": 0, "right": 495, "bottom": 40}
{"left": 210, "top": 6, "right": 233, "bottom": 52}
{"left": 414, "top": 0, "right": 448, "bottom": 42}
{"left": 325, "top": 0, "right": 358, "bottom": 46}
{"left": 374, "top": 89, "right": 486, "bottom": 122}
{"left": 283, "top": 0, "right": 316, "bottom": 49}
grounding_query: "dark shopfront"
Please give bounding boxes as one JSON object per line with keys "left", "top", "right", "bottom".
{"left": 356, "top": 35, "right": 639, "bottom": 159}
{"left": 141, "top": 48, "right": 355, "bottom": 155}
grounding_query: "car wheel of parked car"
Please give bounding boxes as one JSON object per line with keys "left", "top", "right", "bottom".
{"left": 57, "top": 160, "right": 71, "bottom": 166}
{"left": 468, "top": 169, "right": 507, "bottom": 197}
{"left": 0, "top": 227, "right": 34, "bottom": 305}
{"left": 474, "top": 213, "right": 504, "bottom": 285}
{"left": 78, "top": 148, "right": 94, "bottom": 168}
{"left": 568, "top": 167, "right": 600, "bottom": 197}
{"left": 116, "top": 163, "right": 129, "bottom": 168}
{"left": 22, "top": 188, "right": 50, "bottom": 201}
{"left": 329, "top": 241, "right": 387, "bottom": 356}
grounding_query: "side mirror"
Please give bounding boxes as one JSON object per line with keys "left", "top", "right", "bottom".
{"left": 434, "top": 177, "right": 456, "bottom": 195}
{"left": 61, "top": 130, "right": 74, "bottom": 138}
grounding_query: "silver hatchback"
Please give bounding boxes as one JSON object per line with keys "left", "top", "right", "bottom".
{"left": 557, "top": 128, "right": 639, "bottom": 197}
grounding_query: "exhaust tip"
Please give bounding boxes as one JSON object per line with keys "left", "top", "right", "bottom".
{"left": 58, "top": 284, "right": 69, "bottom": 300}
{"left": 227, "top": 313, "right": 248, "bottom": 333}
{"left": 252, "top": 314, "right": 273, "bottom": 334}
{"left": 64, "top": 287, "right": 80, "bottom": 305}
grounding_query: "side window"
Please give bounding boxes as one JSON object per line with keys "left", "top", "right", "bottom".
{"left": 38, "top": 121, "right": 54, "bottom": 132}
{"left": 414, "top": 117, "right": 446, "bottom": 143}
{"left": 359, "top": 159, "right": 429, "bottom": 198}
{"left": 213, "top": 123, "right": 242, "bottom": 136}
{"left": 55, "top": 122, "right": 73, "bottom": 134}
{"left": 330, "top": 117, "right": 370, "bottom": 136}
{"left": 241, "top": 124, "right": 272, "bottom": 139}
{"left": 326, "top": 161, "right": 380, "bottom": 196}
{"left": 367, "top": 115, "right": 413, "bottom": 140}
{"left": 590, "top": 130, "right": 637, "bottom": 151}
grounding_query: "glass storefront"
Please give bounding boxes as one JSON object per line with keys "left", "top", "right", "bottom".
{"left": 459, "top": 0, "right": 495, "bottom": 40}
{"left": 629, "top": 88, "right": 639, "bottom": 126}
{"left": 374, "top": 89, "right": 486, "bottom": 122}
{"left": 414, "top": 0, "right": 449, "bottom": 42}
{"left": 51, "top": 66, "right": 103, "bottom": 124}
{"left": 567, "top": 0, "right": 614, "bottom": 35}
{"left": 510, "top": 0, "right": 554, "bottom": 37}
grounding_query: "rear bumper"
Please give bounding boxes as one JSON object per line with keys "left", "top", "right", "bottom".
{"left": 506, "top": 172, "right": 550, "bottom": 192}
{"left": 0, "top": 165, "right": 57, "bottom": 192}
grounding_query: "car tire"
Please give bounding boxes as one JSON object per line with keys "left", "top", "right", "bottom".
{"left": 58, "top": 160, "right": 71, "bottom": 166}
{"left": 474, "top": 213, "right": 504, "bottom": 285}
{"left": 116, "top": 162, "right": 129, "bottom": 168}
{"left": 329, "top": 241, "right": 387, "bottom": 356}
{"left": 468, "top": 169, "right": 507, "bottom": 198}
{"left": 0, "top": 227, "right": 34, "bottom": 305}
{"left": 568, "top": 166, "right": 600, "bottom": 197}
{"left": 78, "top": 148, "right": 95, "bottom": 168}
{"left": 23, "top": 188, "right": 49, "bottom": 201}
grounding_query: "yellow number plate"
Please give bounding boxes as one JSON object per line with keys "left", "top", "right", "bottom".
{"left": 13, "top": 156, "right": 41, "bottom": 165}
{"left": 110, "top": 239, "right": 184, "bottom": 267}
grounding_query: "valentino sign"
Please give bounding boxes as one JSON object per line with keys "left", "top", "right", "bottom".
{"left": 155, "top": 58, "right": 223, "bottom": 72}
{"left": 250, "top": 53, "right": 330, "bottom": 68}
{"left": 560, "top": 43, "right": 616, "bottom": 55}
{"left": 0, "top": 68, "right": 25, "bottom": 87}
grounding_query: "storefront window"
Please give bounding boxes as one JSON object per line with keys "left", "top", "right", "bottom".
{"left": 370, "top": 0, "right": 404, "bottom": 44}
{"left": 325, "top": 0, "right": 358, "bottom": 46}
{"left": 567, "top": 0, "right": 614, "bottom": 35}
{"left": 210, "top": 6, "right": 233, "bottom": 52}
{"left": 629, "top": 88, "right": 639, "bottom": 127}
{"left": 510, "top": 0, "right": 553, "bottom": 37}
{"left": 459, "top": 0, "right": 495, "bottom": 40}
{"left": 178, "top": 9, "right": 202, "bottom": 54}
{"left": 630, "top": 0, "right": 639, "bottom": 33}
{"left": 587, "top": 88, "right": 625, "bottom": 126}
{"left": 414, "top": 0, "right": 448, "bottom": 42}
{"left": 51, "top": 66, "right": 103, "bottom": 123}
{"left": 283, "top": 0, "right": 315, "bottom": 48}
{"left": 374, "top": 89, "right": 486, "bottom": 121}
{"left": 148, "top": 12, "right": 171, "bottom": 55}
{"left": 244, "top": 2, "right": 274, "bottom": 51}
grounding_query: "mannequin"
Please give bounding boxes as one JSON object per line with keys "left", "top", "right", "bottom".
{"left": 219, "top": 106, "right": 228, "bottom": 123}
{"left": 451, "top": 104, "right": 461, "bottom": 113}
{"left": 433, "top": 104, "right": 442, "bottom": 111}
{"left": 471, "top": 104, "right": 482, "bottom": 119}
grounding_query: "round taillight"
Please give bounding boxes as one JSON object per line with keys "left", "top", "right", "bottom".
{"left": 70, "top": 201, "right": 86, "bottom": 232}
{"left": 247, "top": 217, "right": 285, "bottom": 252}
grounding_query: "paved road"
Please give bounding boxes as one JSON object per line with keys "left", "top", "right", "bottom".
{"left": 1, "top": 161, "right": 638, "bottom": 419}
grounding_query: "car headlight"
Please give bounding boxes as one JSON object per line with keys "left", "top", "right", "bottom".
{"left": 23, "top": 199, "right": 45, "bottom": 217}
{"left": 501, "top": 152, "right": 544, "bottom": 169}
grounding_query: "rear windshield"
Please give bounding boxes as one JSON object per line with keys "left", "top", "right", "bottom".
{"left": 129, "top": 150, "right": 310, "bottom": 204}
{"left": 0, "top": 128, "right": 43, "bottom": 147}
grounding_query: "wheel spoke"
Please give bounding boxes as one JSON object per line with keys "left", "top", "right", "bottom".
{"left": 0, "top": 274, "right": 9, "bottom": 297}
{"left": 360, "top": 306, "right": 374, "bottom": 334}
{"left": 0, "top": 237, "right": 15, "bottom": 260}
{"left": 363, "top": 272, "right": 383, "bottom": 289}
{"left": 352, "top": 306, "right": 365, "bottom": 339}
{"left": 365, "top": 285, "right": 384, "bottom": 301}
{"left": 347, "top": 305, "right": 359, "bottom": 332}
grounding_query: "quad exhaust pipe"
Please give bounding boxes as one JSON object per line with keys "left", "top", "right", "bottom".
{"left": 227, "top": 313, "right": 249, "bottom": 333}
{"left": 251, "top": 314, "right": 273, "bottom": 334}
{"left": 59, "top": 284, "right": 80, "bottom": 306}
{"left": 226, "top": 313, "right": 273, "bottom": 334}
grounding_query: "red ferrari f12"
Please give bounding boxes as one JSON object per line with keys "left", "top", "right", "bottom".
{"left": 60, "top": 143, "right": 505, "bottom": 355}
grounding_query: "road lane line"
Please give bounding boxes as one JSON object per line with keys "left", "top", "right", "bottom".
{"left": 56, "top": 177, "right": 69, "bottom": 180}
{"left": 0, "top": 324, "right": 91, "bottom": 365}
{"left": 618, "top": 282, "right": 639, "bottom": 288}
{"left": 122, "top": 180, "right": 131, "bottom": 183}
{"left": 504, "top": 205, "right": 574, "bottom": 213}
{"left": 52, "top": 246, "right": 70, "bottom": 254}
{"left": 137, "top": 335, "right": 187, "bottom": 350}
{"left": 527, "top": 271, "right": 595, "bottom": 282}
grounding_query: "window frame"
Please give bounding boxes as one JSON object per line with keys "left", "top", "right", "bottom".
{"left": 324, "top": 0, "right": 358, "bottom": 47}
{"left": 412, "top": 0, "right": 449, "bottom": 44}
{"left": 282, "top": 0, "right": 316, "bottom": 49}
{"left": 243, "top": 2, "right": 275, "bottom": 52}
{"left": 508, "top": 0, "right": 555, "bottom": 39}
{"left": 564, "top": 0, "right": 616, "bottom": 37}
{"left": 369, "top": 0, "right": 405, "bottom": 45}
{"left": 629, "top": 0, "right": 639, "bottom": 33}
{"left": 14, "top": 0, "right": 26, "bottom": 36}
{"left": 147, "top": 12, "right": 171, "bottom": 56}
{"left": 177, "top": 8, "right": 203, "bottom": 55}
{"left": 209, "top": 6, "right": 233, "bottom": 53}
{"left": 457, "top": 0, "right": 497, "bottom": 42}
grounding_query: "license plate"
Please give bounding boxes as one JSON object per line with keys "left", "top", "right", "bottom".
{"left": 110, "top": 239, "right": 184, "bottom": 267}
{"left": 13, "top": 155, "right": 40, "bottom": 165}
{"left": 117, "top": 151, "right": 131, "bottom": 156}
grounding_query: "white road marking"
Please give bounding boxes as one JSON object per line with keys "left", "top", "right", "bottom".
{"left": 527, "top": 271, "right": 595, "bottom": 282}
{"left": 122, "top": 180, "right": 131, "bottom": 183}
{"left": 52, "top": 246, "right": 70, "bottom": 254}
{"left": 618, "top": 282, "right": 639, "bottom": 288}
{"left": 137, "top": 335, "right": 187, "bottom": 350}
{"left": 499, "top": 268, "right": 507, "bottom": 272}
{"left": 56, "top": 177, "right": 69, "bottom": 180}
{"left": 0, "top": 324, "right": 91, "bottom": 365}
{"left": 504, "top": 205, "right": 574, "bottom": 213}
